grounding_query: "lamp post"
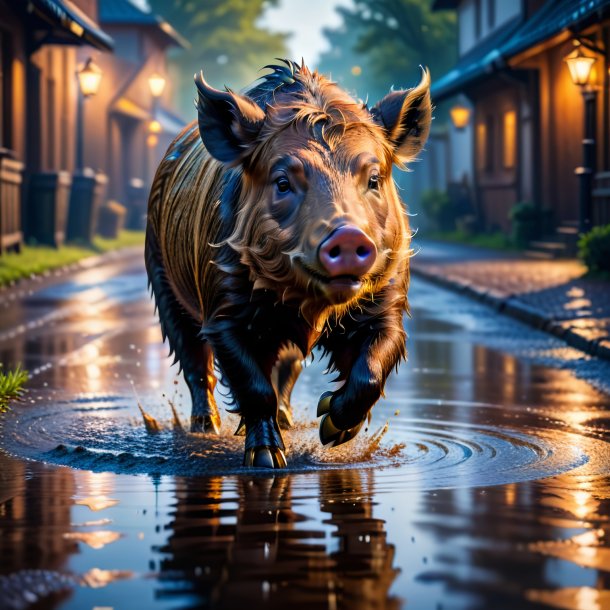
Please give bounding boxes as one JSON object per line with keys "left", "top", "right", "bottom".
{"left": 148, "top": 72, "right": 166, "bottom": 119}
{"left": 564, "top": 43, "right": 597, "bottom": 233}
{"left": 75, "top": 58, "right": 102, "bottom": 171}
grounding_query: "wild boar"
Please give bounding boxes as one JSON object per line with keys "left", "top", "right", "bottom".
{"left": 145, "top": 60, "right": 431, "bottom": 468}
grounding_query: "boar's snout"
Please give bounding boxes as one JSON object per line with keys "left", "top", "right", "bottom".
{"left": 318, "top": 226, "right": 377, "bottom": 278}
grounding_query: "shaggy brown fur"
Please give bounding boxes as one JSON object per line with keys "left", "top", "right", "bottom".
{"left": 146, "top": 60, "right": 431, "bottom": 468}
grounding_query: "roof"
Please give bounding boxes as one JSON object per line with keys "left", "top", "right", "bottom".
{"left": 99, "top": 0, "right": 189, "bottom": 48}
{"left": 431, "top": 0, "right": 610, "bottom": 102}
{"left": 431, "top": 17, "right": 522, "bottom": 102}
{"left": 26, "top": 0, "right": 114, "bottom": 51}
{"left": 502, "top": 0, "right": 610, "bottom": 60}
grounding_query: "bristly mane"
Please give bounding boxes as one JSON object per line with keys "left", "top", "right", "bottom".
{"left": 245, "top": 59, "right": 309, "bottom": 109}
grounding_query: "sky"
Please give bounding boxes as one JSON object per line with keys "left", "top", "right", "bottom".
{"left": 259, "top": 0, "right": 354, "bottom": 68}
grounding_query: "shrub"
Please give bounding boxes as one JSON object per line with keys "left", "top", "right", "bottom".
{"left": 578, "top": 224, "right": 610, "bottom": 274}
{"left": 509, "top": 201, "right": 539, "bottom": 247}
{"left": 422, "top": 189, "right": 454, "bottom": 231}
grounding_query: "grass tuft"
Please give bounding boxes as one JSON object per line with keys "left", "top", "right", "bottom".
{"left": 0, "top": 365, "right": 29, "bottom": 413}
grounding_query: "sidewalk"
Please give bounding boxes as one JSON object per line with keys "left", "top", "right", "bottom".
{"left": 410, "top": 240, "right": 610, "bottom": 361}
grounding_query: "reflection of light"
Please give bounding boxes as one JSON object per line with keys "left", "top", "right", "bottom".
{"left": 75, "top": 496, "right": 119, "bottom": 512}
{"left": 526, "top": 586, "right": 607, "bottom": 610}
{"left": 505, "top": 483, "right": 516, "bottom": 506}
{"left": 81, "top": 568, "right": 134, "bottom": 588}
{"left": 63, "top": 530, "right": 122, "bottom": 549}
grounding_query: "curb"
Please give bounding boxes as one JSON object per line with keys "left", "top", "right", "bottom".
{"left": 411, "top": 265, "right": 610, "bottom": 362}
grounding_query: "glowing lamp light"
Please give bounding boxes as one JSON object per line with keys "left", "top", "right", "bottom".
{"left": 450, "top": 104, "right": 470, "bottom": 129}
{"left": 148, "top": 73, "right": 166, "bottom": 98}
{"left": 77, "top": 58, "right": 102, "bottom": 98}
{"left": 351, "top": 65, "right": 362, "bottom": 76}
{"left": 149, "top": 120, "right": 162, "bottom": 134}
{"left": 564, "top": 45, "right": 597, "bottom": 87}
{"left": 147, "top": 134, "right": 159, "bottom": 148}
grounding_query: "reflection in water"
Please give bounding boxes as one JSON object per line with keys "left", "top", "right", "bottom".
{"left": 158, "top": 469, "right": 400, "bottom": 610}
{"left": 3, "top": 263, "right": 610, "bottom": 609}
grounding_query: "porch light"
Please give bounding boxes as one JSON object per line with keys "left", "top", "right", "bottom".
{"left": 149, "top": 120, "right": 162, "bottom": 134}
{"left": 450, "top": 104, "right": 470, "bottom": 129}
{"left": 564, "top": 45, "right": 596, "bottom": 87}
{"left": 148, "top": 73, "right": 166, "bottom": 98}
{"left": 77, "top": 58, "right": 103, "bottom": 98}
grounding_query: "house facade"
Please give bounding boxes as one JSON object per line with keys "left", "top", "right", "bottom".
{"left": 431, "top": 0, "right": 610, "bottom": 242}
{"left": 0, "top": 0, "right": 187, "bottom": 251}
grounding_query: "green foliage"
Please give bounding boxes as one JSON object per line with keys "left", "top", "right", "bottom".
{"left": 578, "top": 224, "right": 610, "bottom": 274}
{"left": 0, "top": 231, "right": 144, "bottom": 287}
{"left": 0, "top": 365, "right": 28, "bottom": 413}
{"left": 509, "top": 201, "right": 538, "bottom": 221}
{"left": 319, "top": 0, "right": 456, "bottom": 103}
{"left": 421, "top": 188, "right": 454, "bottom": 231}
{"left": 148, "top": 0, "right": 289, "bottom": 116}
{"left": 426, "top": 230, "right": 513, "bottom": 251}
{"left": 508, "top": 201, "right": 539, "bottom": 247}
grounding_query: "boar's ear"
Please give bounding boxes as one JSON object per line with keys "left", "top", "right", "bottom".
{"left": 370, "top": 68, "right": 432, "bottom": 163}
{"left": 195, "top": 70, "right": 265, "bottom": 164}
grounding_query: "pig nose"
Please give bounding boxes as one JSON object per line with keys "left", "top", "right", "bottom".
{"left": 318, "top": 226, "right": 377, "bottom": 277}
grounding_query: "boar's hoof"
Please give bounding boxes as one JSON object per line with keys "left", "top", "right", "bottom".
{"left": 244, "top": 446, "right": 288, "bottom": 469}
{"left": 278, "top": 404, "right": 294, "bottom": 429}
{"left": 319, "top": 413, "right": 365, "bottom": 448}
{"left": 190, "top": 413, "right": 220, "bottom": 434}
{"left": 244, "top": 416, "right": 287, "bottom": 469}
{"left": 316, "top": 391, "right": 334, "bottom": 416}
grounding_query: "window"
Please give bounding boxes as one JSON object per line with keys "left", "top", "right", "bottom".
{"left": 503, "top": 110, "right": 517, "bottom": 168}
{"left": 477, "top": 115, "right": 495, "bottom": 172}
{"left": 487, "top": 0, "right": 495, "bottom": 29}
{"left": 475, "top": 0, "right": 482, "bottom": 39}
{"left": 0, "top": 29, "right": 11, "bottom": 149}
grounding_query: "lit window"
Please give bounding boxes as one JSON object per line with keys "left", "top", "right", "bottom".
{"left": 503, "top": 110, "right": 517, "bottom": 168}
{"left": 476, "top": 123, "right": 487, "bottom": 171}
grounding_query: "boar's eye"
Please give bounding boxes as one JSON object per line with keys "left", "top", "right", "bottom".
{"left": 275, "top": 176, "right": 291, "bottom": 194}
{"left": 368, "top": 174, "right": 380, "bottom": 191}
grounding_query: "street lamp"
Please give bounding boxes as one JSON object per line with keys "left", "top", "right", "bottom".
{"left": 449, "top": 104, "right": 470, "bottom": 130}
{"left": 564, "top": 42, "right": 598, "bottom": 233}
{"left": 76, "top": 58, "right": 102, "bottom": 170}
{"left": 148, "top": 73, "right": 166, "bottom": 98}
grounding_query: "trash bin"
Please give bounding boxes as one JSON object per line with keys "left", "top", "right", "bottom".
{"left": 66, "top": 169, "right": 108, "bottom": 243}
{"left": 97, "top": 200, "right": 127, "bottom": 239}
{"left": 125, "top": 178, "right": 148, "bottom": 230}
{"left": 23, "top": 171, "right": 72, "bottom": 247}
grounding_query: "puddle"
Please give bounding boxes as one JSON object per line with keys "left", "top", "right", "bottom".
{"left": 1, "top": 269, "right": 610, "bottom": 610}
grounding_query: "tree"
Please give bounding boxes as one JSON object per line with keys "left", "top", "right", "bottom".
{"left": 148, "top": 0, "right": 289, "bottom": 117}
{"left": 319, "top": 0, "right": 456, "bottom": 104}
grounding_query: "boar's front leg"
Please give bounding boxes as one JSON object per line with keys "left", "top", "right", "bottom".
{"left": 317, "top": 289, "right": 407, "bottom": 447}
{"left": 202, "top": 317, "right": 287, "bottom": 469}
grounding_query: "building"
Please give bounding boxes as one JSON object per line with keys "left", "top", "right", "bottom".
{"left": 0, "top": 0, "right": 187, "bottom": 252}
{"left": 88, "top": 0, "right": 188, "bottom": 213}
{"left": 431, "top": 0, "right": 610, "bottom": 248}
{"left": 0, "top": 0, "right": 113, "bottom": 250}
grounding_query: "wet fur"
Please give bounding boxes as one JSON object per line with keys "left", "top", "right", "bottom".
{"left": 146, "top": 60, "right": 431, "bottom": 459}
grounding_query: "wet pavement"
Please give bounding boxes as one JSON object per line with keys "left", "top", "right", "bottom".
{"left": 410, "top": 240, "right": 610, "bottom": 362}
{"left": 2, "top": 249, "right": 610, "bottom": 609}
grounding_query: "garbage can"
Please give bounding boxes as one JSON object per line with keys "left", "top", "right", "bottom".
{"left": 23, "top": 171, "right": 71, "bottom": 247}
{"left": 97, "top": 200, "right": 127, "bottom": 239}
{"left": 67, "top": 169, "right": 108, "bottom": 243}
{"left": 125, "top": 178, "right": 148, "bottom": 230}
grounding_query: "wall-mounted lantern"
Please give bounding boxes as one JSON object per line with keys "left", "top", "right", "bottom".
{"left": 148, "top": 73, "right": 166, "bottom": 98}
{"left": 450, "top": 104, "right": 470, "bottom": 130}
{"left": 76, "top": 58, "right": 103, "bottom": 170}
{"left": 77, "top": 58, "right": 103, "bottom": 98}
{"left": 564, "top": 44, "right": 597, "bottom": 88}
